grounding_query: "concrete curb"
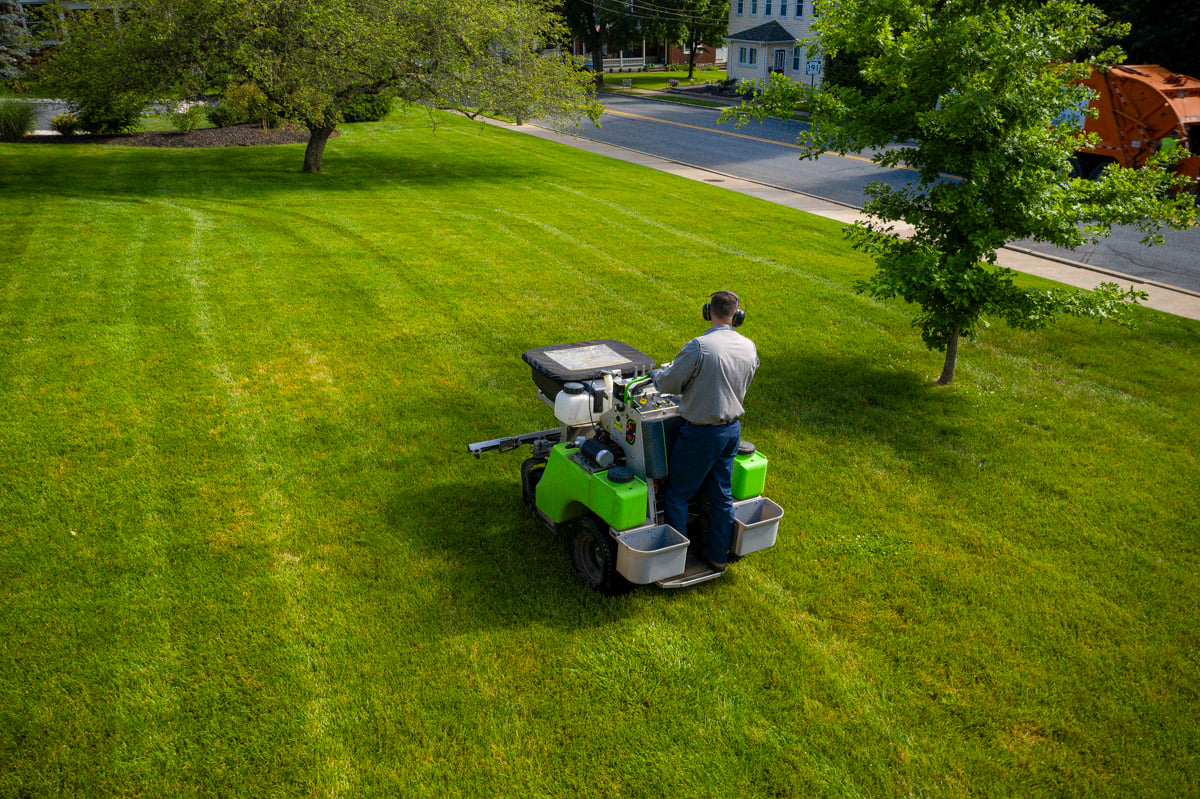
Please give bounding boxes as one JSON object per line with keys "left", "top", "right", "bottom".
{"left": 481, "top": 116, "right": 1200, "bottom": 322}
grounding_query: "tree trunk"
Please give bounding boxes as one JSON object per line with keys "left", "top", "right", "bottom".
{"left": 302, "top": 125, "right": 336, "bottom": 173}
{"left": 936, "top": 326, "right": 959, "bottom": 385}
{"left": 592, "top": 47, "right": 604, "bottom": 88}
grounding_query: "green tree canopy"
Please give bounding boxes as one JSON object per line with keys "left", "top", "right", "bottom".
{"left": 41, "top": 0, "right": 599, "bottom": 172}
{"left": 1088, "top": 0, "right": 1200, "bottom": 78}
{"left": 725, "top": 0, "right": 1197, "bottom": 384}
{"left": 560, "top": 0, "right": 646, "bottom": 81}
{"left": 654, "top": 0, "right": 730, "bottom": 78}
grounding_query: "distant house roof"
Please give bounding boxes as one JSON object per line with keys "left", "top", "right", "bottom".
{"left": 726, "top": 21, "right": 796, "bottom": 44}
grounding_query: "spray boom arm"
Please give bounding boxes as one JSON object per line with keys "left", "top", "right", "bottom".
{"left": 467, "top": 428, "right": 562, "bottom": 459}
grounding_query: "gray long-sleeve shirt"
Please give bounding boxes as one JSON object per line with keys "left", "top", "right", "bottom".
{"left": 653, "top": 325, "right": 758, "bottom": 425}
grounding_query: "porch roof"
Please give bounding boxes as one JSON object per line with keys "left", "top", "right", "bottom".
{"left": 726, "top": 21, "right": 796, "bottom": 44}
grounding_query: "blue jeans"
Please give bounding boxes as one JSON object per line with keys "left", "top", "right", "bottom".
{"left": 662, "top": 420, "right": 740, "bottom": 565}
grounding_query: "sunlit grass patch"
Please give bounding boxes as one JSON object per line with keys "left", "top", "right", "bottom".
{"left": 1, "top": 106, "right": 1198, "bottom": 797}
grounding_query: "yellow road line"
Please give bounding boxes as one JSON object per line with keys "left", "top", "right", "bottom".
{"left": 603, "top": 107, "right": 900, "bottom": 169}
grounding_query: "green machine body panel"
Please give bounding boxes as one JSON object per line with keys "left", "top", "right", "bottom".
{"left": 732, "top": 451, "right": 768, "bottom": 500}
{"left": 536, "top": 444, "right": 648, "bottom": 530}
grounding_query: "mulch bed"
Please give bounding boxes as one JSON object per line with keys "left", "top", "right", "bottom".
{"left": 20, "top": 123, "right": 330, "bottom": 148}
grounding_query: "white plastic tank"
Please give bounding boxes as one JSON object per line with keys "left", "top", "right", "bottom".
{"left": 554, "top": 382, "right": 593, "bottom": 426}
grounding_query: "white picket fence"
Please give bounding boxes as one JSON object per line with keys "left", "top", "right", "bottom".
{"left": 602, "top": 56, "right": 646, "bottom": 71}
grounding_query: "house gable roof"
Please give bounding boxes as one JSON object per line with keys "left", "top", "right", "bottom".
{"left": 726, "top": 21, "right": 796, "bottom": 44}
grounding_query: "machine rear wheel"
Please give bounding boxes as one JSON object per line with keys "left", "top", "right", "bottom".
{"left": 569, "top": 514, "right": 632, "bottom": 595}
{"left": 521, "top": 457, "right": 546, "bottom": 508}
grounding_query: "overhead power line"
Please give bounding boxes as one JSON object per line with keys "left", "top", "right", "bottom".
{"left": 592, "top": 0, "right": 730, "bottom": 26}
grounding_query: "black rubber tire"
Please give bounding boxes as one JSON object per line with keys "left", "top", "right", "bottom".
{"left": 520, "top": 457, "right": 546, "bottom": 508}
{"left": 1067, "top": 156, "right": 1087, "bottom": 180}
{"left": 1087, "top": 158, "right": 1116, "bottom": 182}
{"left": 569, "top": 514, "right": 632, "bottom": 595}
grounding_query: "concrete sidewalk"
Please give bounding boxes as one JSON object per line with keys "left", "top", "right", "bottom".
{"left": 491, "top": 117, "right": 1200, "bottom": 321}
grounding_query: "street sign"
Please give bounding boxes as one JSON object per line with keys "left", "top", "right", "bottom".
{"left": 805, "top": 59, "right": 822, "bottom": 75}
{"left": 622, "top": 78, "right": 632, "bottom": 87}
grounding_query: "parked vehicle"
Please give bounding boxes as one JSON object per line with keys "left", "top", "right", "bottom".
{"left": 1072, "top": 64, "right": 1200, "bottom": 185}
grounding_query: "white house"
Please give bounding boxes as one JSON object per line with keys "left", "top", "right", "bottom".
{"left": 726, "top": 0, "right": 822, "bottom": 86}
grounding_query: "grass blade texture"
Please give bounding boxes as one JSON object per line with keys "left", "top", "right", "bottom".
{"left": 1, "top": 107, "right": 1198, "bottom": 798}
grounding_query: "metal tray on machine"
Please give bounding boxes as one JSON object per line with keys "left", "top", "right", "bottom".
{"left": 522, "top": 340, "right": 655, "bottom": 400}
{"left": 615, "top": 523, "right": 689, "bottom": 584}
{"left": 732, "top": 497, "right": 784, "bottom": 556}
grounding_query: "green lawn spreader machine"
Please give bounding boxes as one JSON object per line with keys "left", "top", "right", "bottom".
{"left": 469, "top": 340, "right": 784, "bottom": 594}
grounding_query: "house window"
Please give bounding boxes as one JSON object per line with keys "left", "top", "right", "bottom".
{"left": 780, "top": 0, "right": 787, "bottom": 15}
{"left": 793, "top": 45, "right": 803, "bottom": 72}
{"left": 739, "top": 46, "right": 748, "bottom": 64}
{"left": 750, "top": 0, "right": 757, "bottom": 14}
{"left": 748, "top": 48, "right": 757, "bottom": 65}
{"left": 795, "top": 0, "right": 803, "bottom": 14}
{"left": 19, "top": 0, "right": 58, "bottom": 42}
{"left": 737, "top": 0, "right": 744, "bottom": 13}
{"left": 764, "top": 0, "right": 772, "bottom": 14}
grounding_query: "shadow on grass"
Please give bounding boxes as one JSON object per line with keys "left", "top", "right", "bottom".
{"left": 384, "top": 477, "right": 639, "bottom": 632}
{"left": 379, "top": 352, "right": 973, "bottom": 632}
{"left": 755, "top": 348, "right": 973, "bottom": 466}
{"left": 0, "top": 144, "right": 552, "bottom": 202}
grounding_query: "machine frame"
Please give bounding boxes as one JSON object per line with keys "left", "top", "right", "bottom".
{"left": 468, "top": 340, "right": 782, "bottom": 594}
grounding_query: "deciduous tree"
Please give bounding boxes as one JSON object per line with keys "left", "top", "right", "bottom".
{"left": 656, "top": 0, "right": 730, "bottom": 79}
{"left": 41, "top": 0, "right": 599, "bottom": 172}
{"left": 560, "top": 0, "right": 645, "bottom": 82}
{"left": 1088, "top": 0, "right": 1200, "bottom": 79}
{"left": 724, "top": 0, "right": 1196, "bottom": 384}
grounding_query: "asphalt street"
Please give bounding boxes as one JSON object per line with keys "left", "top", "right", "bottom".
{"left": 576, "top": 93, "right": 1200, "bottom": 294}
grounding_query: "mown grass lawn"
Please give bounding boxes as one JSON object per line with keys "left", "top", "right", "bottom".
{"left": 602, "top": 67, "right": 726, "bottom": 90}
{"left": 1, "top": 106, "right": 1198, "bottom": 798}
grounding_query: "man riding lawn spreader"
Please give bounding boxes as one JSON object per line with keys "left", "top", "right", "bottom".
{"left": 468, "top": 294, "right": 783, "bottom": 594}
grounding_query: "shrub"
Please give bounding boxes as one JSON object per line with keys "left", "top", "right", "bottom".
{"left": 222, "top": 82, "right": 277, "bottom": 128}
{"left": 341, "top": 92, "right": 393, "bottom": 123}
{"left": 205, "top": 101, "right": 240, "bottom": 128}
{"left": 0, "top": 97, "right": 36, "bottom": 140}
{"left": 169, "top": 104, "right": 205, "bottom": 133}
{"left": 50, "top": 112, "right": 81, "bottom": 136}
{"left": 75, "top": 95, "right": 144, "bottom": 134}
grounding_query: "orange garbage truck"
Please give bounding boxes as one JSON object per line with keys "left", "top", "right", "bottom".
{"left": 1071, "top": 64, "right": 1200, "bottom": 185}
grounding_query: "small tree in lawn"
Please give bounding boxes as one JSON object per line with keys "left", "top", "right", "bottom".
{"left": 652, "top": 0, "right": 729, "bottom": 80}
{"left": 40, "top": 0, "right": 599, "bottom": 173}
{"left": 723, "top": 0, "right": 1197, "bottom": 385}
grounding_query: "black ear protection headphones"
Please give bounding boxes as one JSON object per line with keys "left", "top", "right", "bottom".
{"left": 703, "top": 291, "right": 746, "bottom": 327}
